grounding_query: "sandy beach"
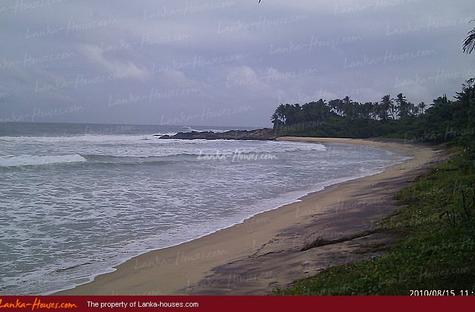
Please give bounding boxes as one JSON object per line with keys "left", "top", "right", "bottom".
{"left": 57, "top": 137, "right": 442, "bottom": 295}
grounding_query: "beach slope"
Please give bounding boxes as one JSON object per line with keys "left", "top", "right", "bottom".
{"left": 58, "top": 137, "right": 441, "bottom": 295}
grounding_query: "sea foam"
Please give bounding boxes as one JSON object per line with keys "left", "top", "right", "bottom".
{"left": 0, "top": 154, "right": 86, "bottom": 167}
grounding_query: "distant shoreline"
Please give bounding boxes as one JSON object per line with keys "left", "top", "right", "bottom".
{"left": 57, "top": 137, "right": 440, "bottom": 295}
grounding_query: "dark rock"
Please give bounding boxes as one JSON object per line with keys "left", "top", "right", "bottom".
{"left": 157, "top": 128, "right": 276, "bottom": 140}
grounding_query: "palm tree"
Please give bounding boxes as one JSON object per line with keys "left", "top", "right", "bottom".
{"left": 379, "top": 95, "right": 392, "bottom": 122}
{"left": 396, "top": 93, "right": 410, "bottom": 119}
{"left": 463, "top": 23, "right": 475, "bottom": 54}
{"left": 271, "top": 104, "right": 287, "bottom": 129}
{"left": 417, "top": 102, "right": 426, "bottom": 116}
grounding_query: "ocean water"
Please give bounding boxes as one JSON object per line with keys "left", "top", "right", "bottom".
{"left": 0, "top": 122, "right": 407, "bottom": 294}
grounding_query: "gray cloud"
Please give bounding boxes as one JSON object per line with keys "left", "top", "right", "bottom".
{"left": 0, "top": 0, "right": 473, "bottom": 127}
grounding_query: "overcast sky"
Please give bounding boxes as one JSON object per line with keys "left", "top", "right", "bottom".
{"left": 0, "top": 0, "right": 474, "bottom": 127}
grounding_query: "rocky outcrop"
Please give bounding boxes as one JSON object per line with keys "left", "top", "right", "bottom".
{"left": 157, "top": 128, "right": 276, "bottom": 140}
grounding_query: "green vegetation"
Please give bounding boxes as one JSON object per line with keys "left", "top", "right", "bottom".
{"left": 272, "top": 23, "right": 475, "bottom": 148}
{"left": 276, "top": 152, "right": 475, "bottom": 295}
{"left": 272, "top": 80, "right": 475, "bottom": 150}
{"left": 272, "top": 79, "right": 475, "bottom": 295}
{"left": 272, "top": 25, "right": 475, "bottom": 296}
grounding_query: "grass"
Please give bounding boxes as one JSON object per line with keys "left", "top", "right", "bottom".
{"left": 276, "top": 151, "right": 475, "bottom": 295}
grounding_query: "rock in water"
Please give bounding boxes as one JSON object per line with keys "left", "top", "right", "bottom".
{"left": 157, "top": 128, "right": 276, "bottom": 140}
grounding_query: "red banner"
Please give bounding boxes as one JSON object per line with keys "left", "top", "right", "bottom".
{"left": 0, "top": 296, "right": 474, "bottom": 312}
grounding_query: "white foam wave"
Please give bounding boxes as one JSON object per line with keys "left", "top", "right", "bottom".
{"left": 0, "top": 135, "right": 161, "bottom": 144}
{"left": 182, "top": 127, "right": 230, "bottom": 133}
{"left": 0, "top": 154, "right": 87, "bottom": 167}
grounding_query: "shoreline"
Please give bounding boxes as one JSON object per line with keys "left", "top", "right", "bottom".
{"left": 57, "top": 137, "right": 441, "bottom": 295}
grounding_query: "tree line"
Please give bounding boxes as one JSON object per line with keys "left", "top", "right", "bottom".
{"left": 271, "top": 79, "right": 475, "bottom": 151}
{"left": 270, "top": 20, "right": 475, "bottom": 152}
{"left": 272, "top": 93, "right": 426, "bottom": 125}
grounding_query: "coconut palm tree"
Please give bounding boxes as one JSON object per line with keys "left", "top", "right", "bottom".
{"left": 463, "top": 23, "right": 475, "bottom": 54}
{"left": 417, "top": 102, "right": 426, "bottom": 116}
